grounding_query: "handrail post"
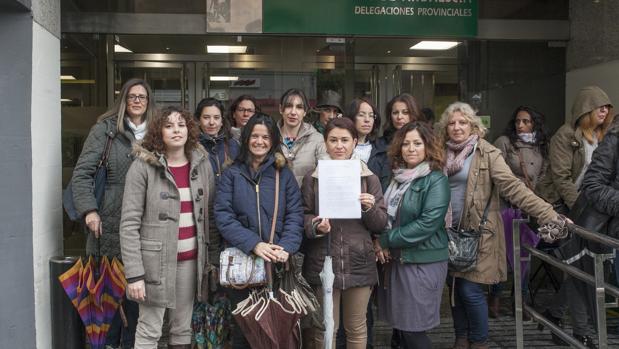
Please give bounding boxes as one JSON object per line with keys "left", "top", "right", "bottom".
{"left": 512, "top": 217, "right": 524, "bottom": 349}
{"left": 594, "top": 253, "right": 608, "bottom": 349}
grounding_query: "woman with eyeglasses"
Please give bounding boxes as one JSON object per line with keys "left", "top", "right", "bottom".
{"left": 278, "top": 88, "right": 328, "bottom": 185}
{"left": 228, "top": 94, "right": 260, "bottom": 142}
{"left": 488, "top": 106, "right": 550, "bottom": 319}
{"left": 535, "top": 86, "right": 613, "bottom": 348}
{"left": 345, "top": 97, "right": 391, "bottom": 190}
{"left": 382, "top": 93, "right": 427, "bottom": 145}
{"left": 70, "top": 78, "right": 157, "bottom": 349}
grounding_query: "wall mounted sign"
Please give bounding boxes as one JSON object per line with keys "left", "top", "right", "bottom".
{"left": 207, "top": 0, "right": 263, "bottom": 33}
{"left": 263, "top": 0, "right": 477, "bottom": 37}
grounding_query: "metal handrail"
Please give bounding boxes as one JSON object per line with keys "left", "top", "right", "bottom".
{"left": 512, "top": 219, "right": 619, "bottom": 349}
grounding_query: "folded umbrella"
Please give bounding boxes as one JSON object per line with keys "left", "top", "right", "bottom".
{"left": 58, "top": 254, "right": 127, "bottom": 349}
{"left": 319, "top": 255, "right": 335, "bottom": 349}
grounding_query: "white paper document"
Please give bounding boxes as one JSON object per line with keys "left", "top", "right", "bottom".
{"left": 318, "top": 159, "right": 361, "bottom": 219}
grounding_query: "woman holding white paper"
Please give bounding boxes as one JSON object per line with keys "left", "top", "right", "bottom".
{"left": 301, "top": 117, "right": 388, "bottom": 349}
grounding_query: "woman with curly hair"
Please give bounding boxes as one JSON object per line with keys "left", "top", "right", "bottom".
{"left": 120, "top": 106, "right": 215, "bottom": 349}
{"left": 375, "top": 121, "right": 450, "bottom": 349}
{"left": 489, "top": 106, "right": 550, "bottom": 318}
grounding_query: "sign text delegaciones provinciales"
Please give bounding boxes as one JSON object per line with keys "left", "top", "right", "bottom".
{"left": 263, "top": 0, "right": 477, "bottom": 37}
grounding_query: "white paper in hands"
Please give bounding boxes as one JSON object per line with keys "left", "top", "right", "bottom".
{"left": 318, "top": 159, "right": 361, "bottom": 219}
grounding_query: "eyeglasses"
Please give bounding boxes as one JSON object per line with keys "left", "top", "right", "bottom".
{"left": 237, "top": 107, "right": 255, "bottom": 114}
{"left": 356, "top": 112, "right": 377, "bottom": 120}
{"left": 127, "top": 94, "right": 148, "bottom": 103}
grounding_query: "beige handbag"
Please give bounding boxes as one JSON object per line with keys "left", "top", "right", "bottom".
{"left": 219, "top": 170, "right": 280, "bottom": 289}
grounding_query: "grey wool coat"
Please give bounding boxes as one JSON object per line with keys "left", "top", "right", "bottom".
{"left": 71, "top": 116, "right": 137, "bottom": 258}
{"left": 120, "top": 143, "right": 215, "bottom": 307}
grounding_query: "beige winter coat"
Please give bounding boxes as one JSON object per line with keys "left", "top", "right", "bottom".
{"left": 278, "top": 121, "right": 328, "bottom": 185}
{"left": 451, "top": 139, "right": 556, "bottom": 284}
{"left": 536, "top": 86, "right": 612, "bottom": 209}
{"left": 120, "top": 144, "right": 215, "bottom": 308}
{"left": 493, "top": 136, "right": 546, "bottom": 189}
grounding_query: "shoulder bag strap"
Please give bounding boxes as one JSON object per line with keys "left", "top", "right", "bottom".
{"left": 479, "top": 185, "right": 493, "bottom": 226}
{"left": 98, "top": 134, "right": 114, "bottom": 168}
{"left": 269, "top": 170, "right": 280, "bottom": 244}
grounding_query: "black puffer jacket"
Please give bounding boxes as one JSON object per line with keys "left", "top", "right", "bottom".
{"left": 367, "top": 138, "right": 391, "bottom": 192}
{"left": 581, "top": 126, "right": 619, "bottom": 238}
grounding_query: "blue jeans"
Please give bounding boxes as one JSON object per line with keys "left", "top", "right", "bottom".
{"left": 106, "top": 297, "right": 139, "bottom": 349}
{"left": 450, "top": 277, "right": 489, "bottom": 344}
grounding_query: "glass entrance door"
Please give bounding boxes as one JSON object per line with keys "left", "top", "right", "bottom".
{"left": 115, "top": 61, "right": 192, "bottom": 109}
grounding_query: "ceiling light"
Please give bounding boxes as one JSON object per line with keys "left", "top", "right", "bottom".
{"left": 114, "top": 44, "right": 133, "bottom": 53}
{"left": 410, "top": 41, "right": 459, "bottom": 50}
{"left": 210, "top": 76, "right": 239, "bottom": 81}
{"left": 61, "top": 75, "right": 76, "bottom": 80}
{"left": 61, "top": 98, "right": 73, "bottom": 102}
{"left": 207, "top": 45, "right": 247, "bottom": 54}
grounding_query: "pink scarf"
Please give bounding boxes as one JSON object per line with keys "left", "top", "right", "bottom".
{"left": 444, "top": 135, "right": 479, "bottom": 176}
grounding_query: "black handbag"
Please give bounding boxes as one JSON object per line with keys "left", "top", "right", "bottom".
{"left": 447, "top": 189, "right": 493, "bottom": 273}
{"left": 63, "top": 134, "right": 113, "bottom": 221}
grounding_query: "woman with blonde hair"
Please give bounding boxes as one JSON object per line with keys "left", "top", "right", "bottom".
{"left": 437, "top": 102, "right": 565, "bottom": 349}
{"left": 71, "top": 78, "right": 157, "bottom": 348}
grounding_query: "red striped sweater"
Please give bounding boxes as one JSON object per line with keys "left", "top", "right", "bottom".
{"left": 169, "top": 163, "right": 197, "bottom": 261}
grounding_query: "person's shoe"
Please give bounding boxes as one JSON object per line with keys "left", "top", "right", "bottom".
{"left": 470, "top": 342, "right": 489, "bottom": 349}
{"left": 488, "top": 295, "right": 500, "bottom": 318}
{"left": 537, "top": 309, "right": 568, "bottom": 346}
{"left": 452, "top": 337, "right": 469, "bottom": 349}
{"left": 574, "top": 334, "right": 597, "bottom": 349}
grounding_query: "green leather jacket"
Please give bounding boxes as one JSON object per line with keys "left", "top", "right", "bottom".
{"left": 379, "top": 170, "right": 450, "bottom": 264}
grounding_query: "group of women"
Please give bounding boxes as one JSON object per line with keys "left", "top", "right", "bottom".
{"left": 70, "top": 76, "right": 613, "bottom": 349}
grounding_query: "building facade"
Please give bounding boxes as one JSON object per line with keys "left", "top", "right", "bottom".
{"left": 1, "top": 0, "right": 618, "bottom": 348}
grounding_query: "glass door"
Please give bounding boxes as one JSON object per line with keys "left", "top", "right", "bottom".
{"left": 115, "top": 61, "right": 191, "bottom": 109}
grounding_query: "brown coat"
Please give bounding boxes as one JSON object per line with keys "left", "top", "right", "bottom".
{"left": 120, "top": 144, "right": 215, "bottom": 308}
{"left": 451, "top": 139, "right": 556, "bottom": 284}
{"left": 493, "top": 136, "right": 547, "bottom": 189}
{"left": 278, "top": 121, "right": 328, "bottom": 186}
{"left": 301, "top": 161, "right": 388, "bottom": 289}
{"left": 536, "top": 85, "right": 612, "bottom": 209}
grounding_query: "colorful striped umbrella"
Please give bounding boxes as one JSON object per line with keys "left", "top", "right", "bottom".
{"left": 58, "top": 255, "right": 126, "bottom": 349}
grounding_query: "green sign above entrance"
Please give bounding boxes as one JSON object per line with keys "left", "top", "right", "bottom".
{"left": 263, "top": 0, "right": 477, "bottom": 37}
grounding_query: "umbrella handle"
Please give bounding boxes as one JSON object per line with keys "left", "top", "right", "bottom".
{"left": 119, "top": 303, "right": 128, "bottom": 327}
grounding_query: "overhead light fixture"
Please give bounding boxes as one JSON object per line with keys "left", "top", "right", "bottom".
{"left": 61, "top": 98, "right": 73, "bottom": 102}
{"left": 60, "top": 75, "right": 76, "bottom": 80}
{"left": 410, "top": 41, "right": 459, "bottom": 50}
{"left": 210, "top": 76, "right": 239, "bottom": 81}
{"left": 114, "top": 44, "right": 133, "bottom": 53}
{"left": 207, "top": 45, "right": 247, "bottom": 54}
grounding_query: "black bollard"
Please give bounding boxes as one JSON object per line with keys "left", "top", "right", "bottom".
{"left": 50, "top": 256, "right": 84, "bottom": 349}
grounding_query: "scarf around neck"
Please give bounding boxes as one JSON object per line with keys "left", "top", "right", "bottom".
{"left": 383, "top": 161, "right": 432, "bottom": 230}
{"left": 518, "top": 132, "right": 536, "bottom": 144}
{"left": 445, "top": 134, "right": 479, "bottom": 176}
{"left": 125, "top": 118, "right": 147, "bottom": 140}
